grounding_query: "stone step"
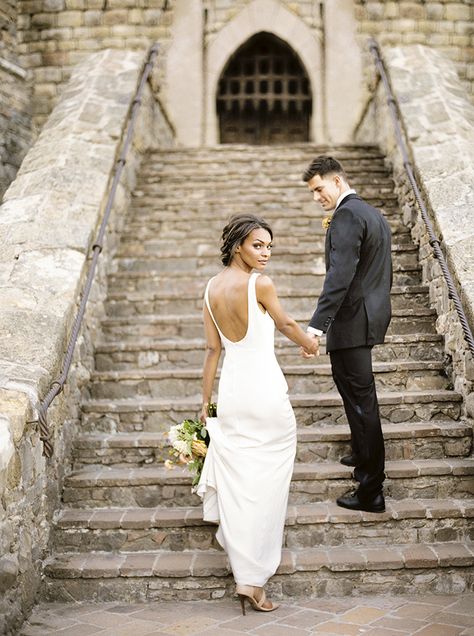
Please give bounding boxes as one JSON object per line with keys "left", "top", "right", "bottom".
{"left": 122, "top": 219, "right": 411, "bottom": 249}
{"left": 128, "top": 193, "right": 399, "bottom": 212}
{"left": 140, "top": 166, "right": 393, "bottom": 181}
{"left": 106, "top": 273, "right": 423, "bottom": 307}
{"left": 116, "top": 235, "right": 416, "bottom": 257}
{"left": 140, "top": 158, "right": 391, "bottom": 174}
{"left": 100, "top": 309, "right": 436, "bottom": 344}
{"left": 113, "top": 240, "right": 416, "bottom": 264}
{"left": 104, "top": 291, "right": 436, "bottom": 330}
{"left": 81, "top": 389, "right": 462, "bottom": 433}
{"left": 104, "top": 286, "right": 428, "bottom": 321}
{"left": 146, "top": 143, "right": 385, "bottom": 160}
{"left": 133, "top": 180, "right": 396, "bottom": 196}
{"left": 125, "top": 195, "right": 400, "bottom": 217}
{"left": 124, "top": 204, "right": 402, "bottom": 236}
{"left": 139, "top": 192, "right": 397, "bottom": 209}
{"left": 121, "top": 214, "right": 410, "bottom": 242}
{"left": 108, "top": 265, "right": 420, "bottom": 288}
{"left": 94, "top": 334, "right": 445, "bottom": 371}
{"left": 104, "top": 282, "right": 429, "bottom": 316}
{"left": 122, "top": 220, "right": 409, "bottom": 250}
{"left": 42, "top": 541, "right": 474, "bottom": 601}
{"left": 111, "top": 253, "right": 418, "bottom": 279}
{"left": 53, "top": 498, "right": 474, "bottom": 553}
{"left": 127, "top": 188, "right": 398, "bottom": 206}
{"left": 62, "top": 458, "right": 474, "bottom": 508}
{"left": 89, "top": 360, "right": 450, "bottom": 400}
{"left": 141, "top": 151, "right": 388, "bottom": 171}
{"left": 129, "top": 190, "right": 401, "bottom": 207}
{"left": 72, "top": 421, "right": 472, "bottom": 468}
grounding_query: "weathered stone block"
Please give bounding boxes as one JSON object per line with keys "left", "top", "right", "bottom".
{"left": 83, "top": 10, "right": 102, "bottom": 26}
{"left": 399, "top": 2, "right": 425, "bottom": 20}
{"left": 57, "top": 11, "right": 83, "bottom": 27}
{"left": 44, "top": 0, "right": 65, "bottom": 11}
{"left": 445, "top": 4, "right": 471, "bottom": 21}
{"left": 66, "top": 0, "right": 86, "bottom": 8}
{"left": 426, "top": 4, "right": 444, "bottom": 20}
{"left": 31, "top": 13, "right": 58, "bottom": 28}
{"left": 103, "top": 9, "right": 128, "bottom": 25}
{"left": 0, "top": 554, "right": 19, "bottom": 593}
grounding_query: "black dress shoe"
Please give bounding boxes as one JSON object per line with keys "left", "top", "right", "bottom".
{"left": 336, "top": 490, "right": 386, "bottom": 513}
{"left": 340, "top": 454, "right": 360, "bottom": 467}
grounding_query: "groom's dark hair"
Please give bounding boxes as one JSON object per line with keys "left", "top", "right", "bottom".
{"left": 302, "top": 156, "right": 348, "bottom": 183}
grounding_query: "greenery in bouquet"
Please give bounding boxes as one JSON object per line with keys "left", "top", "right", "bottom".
{"left": 166, "top": 402, "right": 217, "bottom": 487}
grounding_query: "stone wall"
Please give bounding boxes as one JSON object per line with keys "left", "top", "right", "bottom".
{"left": 355, "top": 44, "right": 474, "bottom": 417}
{"left": 354, "top": 0, "right": 473, "bottom": 98}
{"left": 16, "top": 0, "right": 173, "bottom": 130}
{"left": 14, "top": 0, "right": 474, "bottom": 142}
{"left": 204, "top": 0, "right": 321, "bottom": 34}
{"left": 0, "top": 48, "right": 174, "bottom": 635}
{"left": 205, "top": 1, "right": 473, "bottom": 96}
{"left": 0, "top": 0, "right": 32, "bottom": 199}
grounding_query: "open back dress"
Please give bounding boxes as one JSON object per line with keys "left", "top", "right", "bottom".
{"left": 196, "top": 272, "right": 297, "bottom": 586}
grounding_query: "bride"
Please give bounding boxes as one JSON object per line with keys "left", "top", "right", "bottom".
{"left": 196, "top": 214, "right": 318, "bottom": 614}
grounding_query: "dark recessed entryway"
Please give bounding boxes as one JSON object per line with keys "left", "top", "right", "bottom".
{"left": 217, "top": 32, "right": 312, "bottom": 144}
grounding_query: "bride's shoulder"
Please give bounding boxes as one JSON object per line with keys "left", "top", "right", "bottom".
{"left": 206, "top": 273, "right": 220, "bottom": 285}
{"left": 255, "top": 273, "right": 275, "bottom": 292}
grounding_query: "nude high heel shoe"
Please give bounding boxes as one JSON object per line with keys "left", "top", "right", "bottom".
{"left": 235, "top": 585, "right": 279, "bottom": 615}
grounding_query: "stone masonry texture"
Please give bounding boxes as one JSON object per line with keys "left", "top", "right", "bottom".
{"left": 0, "top": 47, "right": 174, "bottom": 636}
{"left": 11, "top": 0, "right": 474, "bottom": 133}
{"left": 356, "top": 44, "right": 474, "bottom": 415}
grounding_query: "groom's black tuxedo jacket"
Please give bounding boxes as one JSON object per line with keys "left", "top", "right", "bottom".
{"left": 309, "top": 193, "right": 392, "bottom": 352}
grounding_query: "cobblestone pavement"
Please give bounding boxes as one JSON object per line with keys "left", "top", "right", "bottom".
{"left": 19, "top": 593, "right": 474, "bottom": 635}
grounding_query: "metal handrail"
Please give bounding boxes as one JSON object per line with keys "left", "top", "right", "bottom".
{"left": 368, "top": 38, "right": 474, "bottom": 358}
{"left": 37, "top": 43, "right": 160, "bottom": 457}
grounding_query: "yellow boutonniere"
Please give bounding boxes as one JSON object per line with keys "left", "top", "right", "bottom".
{"left": 322, "top": 216, "right": 332, "bottom": 230}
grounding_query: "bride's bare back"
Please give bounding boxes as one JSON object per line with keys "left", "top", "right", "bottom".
{"left": 207, "top": 271, "right": 264, "bottom": 343}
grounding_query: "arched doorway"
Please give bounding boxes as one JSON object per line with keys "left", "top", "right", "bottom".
{"left": 216, "top": 32, "right": 312, "bottom": 144}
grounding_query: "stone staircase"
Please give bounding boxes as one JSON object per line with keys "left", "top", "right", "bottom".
{"left": 43, "top": 145, "right": 474, "bottom": 602}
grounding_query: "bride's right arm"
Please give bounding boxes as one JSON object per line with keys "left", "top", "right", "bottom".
{"left": 256, "top": 275, "right": 319, "bottom": 356}
{"left": 201, "top": 304, "right": 222, "bottom": 422}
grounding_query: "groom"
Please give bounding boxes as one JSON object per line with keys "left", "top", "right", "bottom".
{"left": 302, "top": 156, "right": 392, "bottom": 513}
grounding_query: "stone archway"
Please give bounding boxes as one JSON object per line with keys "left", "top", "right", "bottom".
{"left": 216, "top": 32, "right": 312, "bottom": 145}
{"left": 205, "top": 0, "right": 324, "bottom": 145}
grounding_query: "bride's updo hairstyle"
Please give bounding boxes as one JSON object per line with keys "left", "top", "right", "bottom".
{"left": 220, "top": 214, "right": 273, "bottom": 266}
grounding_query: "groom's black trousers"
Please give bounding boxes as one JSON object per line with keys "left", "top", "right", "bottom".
{"left": 329, "top": 345, "right": 385, "bottom": 499}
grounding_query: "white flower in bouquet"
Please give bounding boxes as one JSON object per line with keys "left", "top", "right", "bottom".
{"left": 165, "top": 403, "right": 216, "bottom": 487}
{"left": 173, "top": 439, "right": 190, "bottom": 456}
{"left": 167, "top": 424, "right": 180, "bottom": 444}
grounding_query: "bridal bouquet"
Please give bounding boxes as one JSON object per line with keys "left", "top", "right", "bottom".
{"left": 166, "top": 403, "right": 217, "bottom": 487}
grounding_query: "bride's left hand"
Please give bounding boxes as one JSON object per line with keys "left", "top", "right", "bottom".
{"left": 199, "top": 404, "right": 208, "bottom": 423}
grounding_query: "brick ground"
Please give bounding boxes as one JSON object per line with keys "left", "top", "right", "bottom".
{"left": 19, "top": 593, "right": 474, "bottom": 635}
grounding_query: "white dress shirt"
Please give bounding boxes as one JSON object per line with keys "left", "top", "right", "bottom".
{"left": 307, "top": 189, "right": 357, "bottom": 336}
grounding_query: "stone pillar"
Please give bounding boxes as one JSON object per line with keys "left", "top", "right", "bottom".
{"left": 165, "top": 0, "right": 204, "bottom": 146}
{"left": 324, "top": 0, "right": 365, "bottom": 143}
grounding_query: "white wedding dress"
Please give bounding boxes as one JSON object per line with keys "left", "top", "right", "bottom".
{"left": 196, "top": 272, "right": 297, "bottom": 586}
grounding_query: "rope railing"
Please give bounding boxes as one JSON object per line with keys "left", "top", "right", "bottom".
{"left": 368, "top": 37, "right": 474, "bottom": 359}
{"left": 37, "top": 43, "right": 160, "bottom": 457}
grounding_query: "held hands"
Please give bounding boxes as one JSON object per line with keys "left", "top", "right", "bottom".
{"left": 300, "top": 334, "right": 320, "bottom": 359}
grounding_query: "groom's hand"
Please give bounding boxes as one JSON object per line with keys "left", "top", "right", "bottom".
{"left": 301, "top": 334, "right": 320, "bottom": 358}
